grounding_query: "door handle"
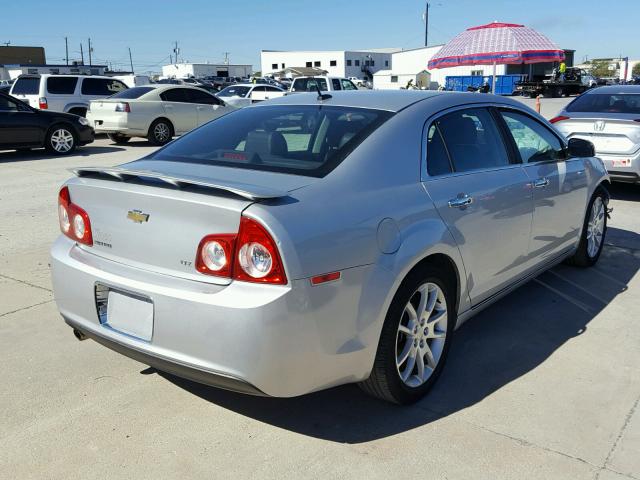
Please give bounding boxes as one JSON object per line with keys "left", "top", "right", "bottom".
{"left": 533, "top": 178, "right": 550, "bottom": 188}
{"left": 448, "top": 194, "right": 473, "bottom": 208}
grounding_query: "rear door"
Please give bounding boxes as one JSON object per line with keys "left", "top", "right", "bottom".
{"left": 45, "top": 76, "right": 79, "bottom": 112}
{"left": 498, "top": 109, "right": 588, "bottom": 260}
{"left": 422, "top": 106, "right": 533, "bottom": 305}
{"left": 159, "top": 88, "right": 197, "bottom": 133}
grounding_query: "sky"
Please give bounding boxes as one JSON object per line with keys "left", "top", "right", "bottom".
{"left": 2, "top": 0, "right": 638, "bottom": 73}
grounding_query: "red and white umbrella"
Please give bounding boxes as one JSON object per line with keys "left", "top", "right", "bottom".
{"left": 428, "top": 22, "right": 565, "bottom": 93}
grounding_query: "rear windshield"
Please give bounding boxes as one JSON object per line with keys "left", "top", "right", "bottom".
{"left": 11, "top": 77, "right": 39, "bottom": 95}
{"left": 567, "top": 93, "right": 640, "bottom": 114}
{"left": 292, "top": 78, "right": 328, "bottom": 92}
{"left": 217, "top": 86, "right": 251, "bottom": 97}
{"left": 110, "top": 87, "right": 154, "bottom": 99}
{"left": 151, "top": 105, "right": 393, "bottom": 177}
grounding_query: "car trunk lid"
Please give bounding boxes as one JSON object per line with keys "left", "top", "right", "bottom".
{"left": 67, "top": 163, "right": 313, "bottom": 284}
{"left": 559, "top": 114, "right": 640, "bottom": 155}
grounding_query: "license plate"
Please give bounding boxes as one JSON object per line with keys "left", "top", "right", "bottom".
{"left": 105, "top": 290, "right": 154, "bottom": 341}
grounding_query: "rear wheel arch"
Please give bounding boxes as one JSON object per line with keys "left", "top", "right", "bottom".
{"left": 149, "top": 117, "right": 174, "bottom": 135}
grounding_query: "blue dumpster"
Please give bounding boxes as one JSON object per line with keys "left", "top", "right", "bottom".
{"left": 445, "top": 74, "right": 527, "bottom": 95}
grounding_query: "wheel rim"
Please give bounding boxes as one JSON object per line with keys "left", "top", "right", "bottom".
{"left": 50, "top": 129, "right": 74, "bottom": 153}
{"left": 395, "top": 282, "right": 448, "bottom": 388}
{"left": 154, "top": 123, "right": 170, "bottom": 142}
{"left": 586, "top": 197, "right": 605, "bottom": 258}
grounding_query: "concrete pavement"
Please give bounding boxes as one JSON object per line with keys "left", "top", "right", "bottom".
{"left": 1, "top": 133, "right": 638, "bottom": 480}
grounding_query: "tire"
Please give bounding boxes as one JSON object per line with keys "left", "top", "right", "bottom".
{"left": 44, "top": 125, "right": 76, "bottom": 155}
{"left": 566, "top": 189, "right": 608, "bottom": 267}
{"left": 359, "top": 266, "right": 456, "bottom": 404}
{"left": 107, "top": 133, "right": 131, "bottom": 144}
{"left": 148, "top": 119, "right": 173, "bottom": 146}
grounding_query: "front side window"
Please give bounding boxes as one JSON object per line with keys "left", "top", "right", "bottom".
{"left": 429, "top": 108, "right": 510, "bottom": 174}
{"left": 151, "top": 105, "right": 393, "bottom": 178}
{"left": 500, "top": 110, "right": 564, "bottom": 163}
{"left": 0, "top": 95, "right": 19, "bottom": 111}
{"left": 47, "top": 77, "right": 78, "bottom": 94}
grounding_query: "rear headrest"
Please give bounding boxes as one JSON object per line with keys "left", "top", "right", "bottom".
{"left": 244, "top": 131, "right": 288, "bottom": 157}
{"left": 440, "top": 116, "right": 478, "bottom": 144}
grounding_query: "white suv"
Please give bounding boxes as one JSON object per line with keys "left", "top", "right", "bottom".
{"left": 9, "top": 74, "right": 128, "bottom": 117}
{"left": 290, "top": 76, "right": 358, "bottom": 93}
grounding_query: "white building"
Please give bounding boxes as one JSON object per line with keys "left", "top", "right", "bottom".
{"left": 161, "top": 63, "right": 252, "bottom": 79}
{"left": 373, "top": 69, "right": 432, "bottom": 90}
{"left": 260, "top": 49, "right": 398, "bottom": 80}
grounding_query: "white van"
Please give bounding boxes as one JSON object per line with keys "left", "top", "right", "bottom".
{"left": 9, "top": 74, "right": 128, "bottom": 117}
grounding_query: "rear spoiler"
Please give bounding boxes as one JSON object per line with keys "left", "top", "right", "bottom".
{"left": 72, "top": 167, "right": 288, "bottom": 200}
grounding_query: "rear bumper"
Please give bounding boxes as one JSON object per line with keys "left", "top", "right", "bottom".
{"left": 597, "top": 151, "right": 640, "bottom": 184}
{"left": 86, "top": 112, "right": 147, "bottom": 136}
{"left": 50, "top": 236, "right": 374, "bottom": 397}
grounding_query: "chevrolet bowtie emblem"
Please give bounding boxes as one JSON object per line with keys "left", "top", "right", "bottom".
{"left": 127, "top": 210, "right": 150, "bottom": 223}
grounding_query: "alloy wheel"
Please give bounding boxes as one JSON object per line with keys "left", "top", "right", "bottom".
{"left": 154, "top": 123, "right": 170, "bottom": 143}
{"left": 395, "top": 282, "right": 448, "bottom": 388}
{"left": 50, "top": 129, "right": 74, "bottom": 153}
{"left": 586, "top": 197, "right": 605, "bottom": 258}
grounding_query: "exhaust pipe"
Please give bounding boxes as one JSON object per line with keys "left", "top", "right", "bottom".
{"left": 73, "top": 328, "right": 88, "bottom": 341}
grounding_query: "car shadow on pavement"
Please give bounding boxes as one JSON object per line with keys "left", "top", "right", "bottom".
{"left": 0, "top": 146, "right": 125, "bottom": 163}
{"left": 161, "top": 227, "right": 640, "bottom": 444}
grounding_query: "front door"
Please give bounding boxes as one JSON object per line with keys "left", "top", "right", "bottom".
{"left": 0, "top": 96, "right": 43, "bottom": 146}
{"left": 422, "top": 107, "right": 533, "bottom": 305}
{"left": 498, "top": 109, "right": 589, "bottom": 262}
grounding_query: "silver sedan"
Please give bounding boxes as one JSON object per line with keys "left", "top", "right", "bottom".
{"left": 51, "top": 90, "right": 609, "bottom": 404}
{"left": 552, "top": 85, "right": 640, "bottom": 184}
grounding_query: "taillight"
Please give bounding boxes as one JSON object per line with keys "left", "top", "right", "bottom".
{"left": 195, "top": 216, "right": 286, "bottom": 284}
{"left": 115, "top": 102, "right": 130, "bottom": 113}
{"left": 39, "top": 97, "right": 48, "bottom": 109}
{"left": 550, "top": 115, "right": 570, "bottom": 124}
{"left": 58, "top": 186, "right": 93, "bottom": 246}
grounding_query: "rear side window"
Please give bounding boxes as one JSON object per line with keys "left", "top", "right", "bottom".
{"left": 292, "top": 78, "right": 328, "bottom": 92}
{"left": 81, "top": 78, "right": 127, "bottom": 96}
{"left": 110, "top": 87, "right": 154, "bottom": 99}
{"left": 331, "top": 79, "right": 341, "bottom": 90}
{"left": 500, "top": 110, "right": 565, "bottom": 163}
{"left": 151, "top": 105, "right": 393, "bottom": 177}
{"left": 160, "top": 88, "right": 189, "bottom": 102}
{"left": 11, "top": 77, "right": 39, "bottom": 95}
{"left": 426, "top": 124, "right": 453, "bottom": 176}
{"left": 47, "top": 77, "right": 78, "bottom": 94}
{"left": 427, "top": 108, "right": 510, "bottom": 174}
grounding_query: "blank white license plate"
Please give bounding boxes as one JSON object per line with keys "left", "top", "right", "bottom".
{"left": 106, "top": 291, "right": 154, "bottom": 341}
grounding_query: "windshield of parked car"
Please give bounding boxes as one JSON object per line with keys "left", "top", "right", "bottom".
{"left": 11, "top": 77, "right": 39, "bottom": 95}
{"left": 217, "top": 86, "right": 252, "bottom": 98}
{"left": 292, "top": 78, "right": 329, "bottom": 92}
{"left": 150, "top": 105, "right": 393, "bottom": 177}
{"left": 567, "top": 93, "right": 640, "bottom": 114}
{"left": 109, "top": 87, "right": 155, "bottom": 99}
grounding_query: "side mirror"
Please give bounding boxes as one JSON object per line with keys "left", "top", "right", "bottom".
{"left": 567, "top": 138, "right": 595, "bottom": 158}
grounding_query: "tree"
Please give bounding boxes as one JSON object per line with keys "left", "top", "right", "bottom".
{"left": 590, "top": 60, "right": 613, "bottom": 79}
{"left": 633, "top": 62, "right": 640, "bottom": 77}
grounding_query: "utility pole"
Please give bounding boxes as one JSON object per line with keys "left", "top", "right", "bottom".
{"left": 65, "top": 37, "right": 69, "bottom": 65}
{"left": 169, "top": 53, "right": 173, "bottom": 65}
{"left": 80, "top": 42, "right": 84, "bottom": 64}
{"left": 224, "top": 52, "right": 229, "bottom": 65}
{"left": 173, "top": 41, "right": 180, "bottom": 64}
{"left": 424, "top": 1, "right": 430, "bottom": 47}
{"left": 128, "top": 47, "right": 134, "bottom": 74}
{"left": 88, "top": 38, "right": 92, "bottom": 66}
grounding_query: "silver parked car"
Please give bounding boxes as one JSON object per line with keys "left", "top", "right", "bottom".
{"left": 51, "top": 91, "right": 609, "bottom": 404}
{"left": 552, "top": 85, "right": 640, "bottom": 184}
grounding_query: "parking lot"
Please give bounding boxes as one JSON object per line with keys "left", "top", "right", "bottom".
{"left": 1, "top": 97, "right": 639, "bottom": 480}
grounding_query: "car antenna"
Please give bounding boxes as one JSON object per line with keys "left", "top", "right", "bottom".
{"left": 315, "top": 81, "right": 332, "bottom": 101}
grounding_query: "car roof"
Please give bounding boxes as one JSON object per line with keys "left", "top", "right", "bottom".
{"left": 585, "top": 85, "right": 640, "bottom": 94}
{"left": 253, "top": 90, "right": 527, "bottom": 113}
{"left": 293, "top": 76, "right": 348, "bottom": 80}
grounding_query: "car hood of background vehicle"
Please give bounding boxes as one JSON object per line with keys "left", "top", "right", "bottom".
{"left": 121, "top": 159, "right": 319, "bottom": 196}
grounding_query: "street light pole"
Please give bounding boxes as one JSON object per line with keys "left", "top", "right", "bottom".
{"left": 424, "top": 2, "right": 430, "bottom": 47}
